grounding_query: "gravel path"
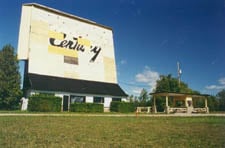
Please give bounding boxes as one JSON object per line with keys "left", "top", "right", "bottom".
{"left": 0, "top": 113, "right": 225, "bottom": 117}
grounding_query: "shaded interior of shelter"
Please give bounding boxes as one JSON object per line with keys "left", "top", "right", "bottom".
{"left": 150, "top": 92, "right": 209, "bottom": 114}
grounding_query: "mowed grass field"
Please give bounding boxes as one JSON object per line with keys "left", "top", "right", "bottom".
{"left": 0, "top": 116, "right": 225, "bottom": 147}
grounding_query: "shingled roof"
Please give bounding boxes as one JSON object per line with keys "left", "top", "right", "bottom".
{"left": 26, "top": 73, "right": 127, "bottom": 97}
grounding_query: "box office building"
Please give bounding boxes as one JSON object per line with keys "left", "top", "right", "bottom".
{"left": 17, "top": 3, "right": 127, "bottom": 111}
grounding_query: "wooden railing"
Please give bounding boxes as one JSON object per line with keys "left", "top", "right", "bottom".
{"left": 136, "top": 107, "right": 151, "bottom": 113}
{"left": 169, "top": 107, "right": 208, "bottom": 113}
{"left": 169, "top": 107, "right": 187, "bottom": 113}
{"left": 192, "top": 108, "right": 207, "bottom": 113}
{"left": 136, "top": 106, "right": 208, "bottom": 114}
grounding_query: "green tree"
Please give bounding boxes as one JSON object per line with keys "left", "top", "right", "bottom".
{"left": 0, "top": 44, "right": 22, "bottom": 110}
{"left": 139, "top": 88, "right": 149, "bottom": 102}
{"left": 154, "top": 74, "right": 197, "bottom": 93}
{"left": 137, "top": 88, "right": 151, "bottom": 107}
{"left": 153, "top": 74, "right": 198, "bottom": 111}
{"left": 128, "top": 95, "right": 134, "bottom": 102}
{"left": 216, "top": 89, "right": 225, "bottom": 111}
{"left": 207, "top": 95, "right": 219, "bottom": 111}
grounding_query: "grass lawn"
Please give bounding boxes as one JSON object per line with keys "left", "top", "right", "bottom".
{"left": 0, "top": 116, "right": 224, "bottom": 147}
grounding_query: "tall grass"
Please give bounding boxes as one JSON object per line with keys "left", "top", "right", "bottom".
{"left": 0, "top": 116, "right": 224, "bottom": 147}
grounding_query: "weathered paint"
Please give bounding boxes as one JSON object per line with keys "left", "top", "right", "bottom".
{"left": 18, "top": 4, "right": 117, "bottom": 84}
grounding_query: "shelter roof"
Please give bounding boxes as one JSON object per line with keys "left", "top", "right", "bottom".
{"left": 25, "top": 73, "right": 128, "bottom": 97}
{"left": 150, "top": 92, "right": 209, "bottom": 98}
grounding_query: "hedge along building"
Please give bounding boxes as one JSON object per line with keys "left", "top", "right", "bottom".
{"left": 17, "top": 3, "right": 127, "bottom": 111}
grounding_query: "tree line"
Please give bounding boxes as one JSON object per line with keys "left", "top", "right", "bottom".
{"left": 0, "top": 45, "right": 22, "bottom": 110}
{"left": 129, "top": 75, "right": 225, "bottom": 112}
{"left": 0, "top": 44, "right": 224, "bottom": 111}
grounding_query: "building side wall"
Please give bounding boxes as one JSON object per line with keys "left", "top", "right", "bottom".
{"left": 18, "top": 5, "right": 117, "bottom": 84}
{"left": 17, "top": 6, "right": 31, "bottom": 59}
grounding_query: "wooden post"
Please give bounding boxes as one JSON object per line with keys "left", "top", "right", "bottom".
{"left": 205, "top": 98, "right": 208, "bottom": 108}
{"left": 165, "top": 96, "right": 169, "bottom": 114}
{"left": 185, "top": 97, "right": 188, "bottom": 107}
{"left": 205, "top": 98, "right": 209, "bottom": 113}
{"left": 166, "top": 96, "right": 168, "bottom": 107}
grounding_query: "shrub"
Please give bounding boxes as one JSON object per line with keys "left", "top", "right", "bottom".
{"left": 70, "top": 103, "right": 87, "bottom": 112}
{"left": 70, "top": 103, "right": 103, "bottom": 113}
{"left": 0, "top": 97, "right": 20, "bottom": 110}
{"left": 110, "top": 101, "right": 135, "bottom": 113}
{"left": 110, "top": 101, "right": 119, "bottom": 112}
{"left": 87, "top": 103, "right": 103, "bottom": 112}
{"left": 28, "top": 94, "right": 61, "bottom": 112}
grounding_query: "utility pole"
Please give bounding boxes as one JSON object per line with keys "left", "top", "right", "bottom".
{"left": 177, "top": 62, "right": 182, "bottom": 87}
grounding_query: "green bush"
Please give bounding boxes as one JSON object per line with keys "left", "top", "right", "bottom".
{"left": 0, "top": 97, "right": 20, "bottom": 110}
{"left": 28, "top": 94, "right": 61, "bottom": 112}
{"left": 110, "top": 101, "right": 135, "bottom": 113}
{"left": 70, "top": 103, "right": 103, "bottom": 113}
{"left": 87, "top": 103, "right": 104, "bottom": 112}
{"left": 110, "top": 101, "right": 119, "bottom": 112}
{"left": 70, "top": 103, "right": 87, "bottom": 112}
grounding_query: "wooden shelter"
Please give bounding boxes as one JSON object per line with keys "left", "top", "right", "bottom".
{"left": 150, "top": 92, "right": 209, "bottom": 114}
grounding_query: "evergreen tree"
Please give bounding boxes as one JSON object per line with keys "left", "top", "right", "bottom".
{"left": 0, "top": 44, "right": 22, "bottom": 110}
{"left": 139, "top": 88, "right": 149, "bottom": 102}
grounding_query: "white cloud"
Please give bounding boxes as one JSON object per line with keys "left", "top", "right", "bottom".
{"left": 205, "top": 77, "right": 225, "bottom": 90}
{"left": 132, "top": 87, "right": 142, "bottom": 95}
{"left": 206, "top": 85, "right": 225, "bottom": 90}
{"left": 135, "top": 66, "right": 160, "bottom": 91}
{"left": 219, "top": 78, "right": 225, "bottom": 85}
{"left": 206, "top": 85, "right": 219, "bottom": 90}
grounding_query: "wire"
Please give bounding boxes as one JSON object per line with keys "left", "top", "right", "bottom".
{"left": 118, "top": 81, "right": 150, "bottom": 87}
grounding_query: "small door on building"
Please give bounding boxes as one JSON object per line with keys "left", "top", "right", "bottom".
{"left": 63, "top": 95, "right": 69, "bottom": 111}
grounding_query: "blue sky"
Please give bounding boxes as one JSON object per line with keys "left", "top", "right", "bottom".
{"left": 0, "top": 0, "right": 225, "bottom": 96}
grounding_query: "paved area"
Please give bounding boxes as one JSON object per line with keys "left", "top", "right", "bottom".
{"left": 0, "top": 113, "right": 225, "bottom": 117}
